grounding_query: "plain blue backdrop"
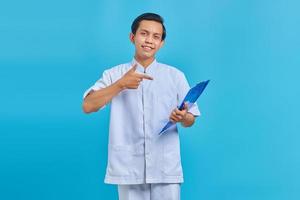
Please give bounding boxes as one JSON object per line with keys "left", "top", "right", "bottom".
{"left": 1, "top": 0, "right": 299, "bottom": 199}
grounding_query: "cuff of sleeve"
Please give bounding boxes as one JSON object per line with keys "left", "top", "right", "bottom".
{"left": 82, "top": 87, "right": 106, "bottom": 110}
{"left": 188, "top": 104, "right": 201, "bottom": 117}
{"left": 83, "top": 86, "right": 98, "bottom": 99}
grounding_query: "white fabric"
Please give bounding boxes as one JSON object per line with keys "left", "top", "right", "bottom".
{"left": 83, "top": 58, "right": 200, "bottom": 184}
{"left": 118, "top": 183, "right": 180, "bottom": 200}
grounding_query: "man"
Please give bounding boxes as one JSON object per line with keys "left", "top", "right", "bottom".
{"left": 82, "top": 13, "right": 200, "bottom": 200}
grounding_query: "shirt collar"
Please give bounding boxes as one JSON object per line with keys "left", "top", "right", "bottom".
{"left": 131, "top": 58, "right": 157, "bottom": 74}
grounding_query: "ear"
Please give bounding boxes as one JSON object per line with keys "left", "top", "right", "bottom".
{"left": 129, "top": 33, "right": 135, "bottom": 44}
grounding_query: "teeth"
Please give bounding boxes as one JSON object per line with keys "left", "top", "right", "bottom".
{"left": 143, "top": 46, "right": 152, "bottom": 50}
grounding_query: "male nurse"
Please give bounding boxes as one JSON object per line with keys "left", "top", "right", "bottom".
{"left": 82, "top": 13, "right": 200, "bottom": 200}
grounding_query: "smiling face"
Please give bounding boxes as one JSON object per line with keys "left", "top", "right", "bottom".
{"left": 130, "top": 20, "right": 165, "bottom": 64}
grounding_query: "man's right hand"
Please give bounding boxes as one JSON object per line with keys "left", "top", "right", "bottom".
{"left": 117, "top": 64, "right": 153, "bottom": 89}
{"left": 83, "top": 64, "right": 153, "bottom": 113}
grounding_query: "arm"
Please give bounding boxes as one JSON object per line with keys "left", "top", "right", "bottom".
{"left": 82, "top": 64, "right": 153, "bottom": 114}
{"left": 171, "top": 71, "right": 200, "bottom": 127}
{"left": 82, "top": 81, "right": 123, "bottom": 113}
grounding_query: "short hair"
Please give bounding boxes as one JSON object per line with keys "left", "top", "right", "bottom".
{"left": 131, "top": 13, "right": 166, "bottom": 41}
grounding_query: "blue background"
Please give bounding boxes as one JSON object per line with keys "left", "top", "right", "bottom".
{"left": 1, "top": 0, "right": 299, "bottom": 199}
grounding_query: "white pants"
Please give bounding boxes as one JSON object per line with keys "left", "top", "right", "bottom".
{"left": 118, "top": 183, "right": 180, "bottom": 200}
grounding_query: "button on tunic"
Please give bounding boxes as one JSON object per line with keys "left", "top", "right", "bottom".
{"left": 83, "top": 59, "right": 200, "bottom": 184}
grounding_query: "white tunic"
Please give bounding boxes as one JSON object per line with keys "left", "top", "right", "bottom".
{"left": 83, "top": 58, "right": 200, "bottom": 184}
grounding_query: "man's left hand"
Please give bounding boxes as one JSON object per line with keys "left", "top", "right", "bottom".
{"left": 169, "top": 102, "right": 188, "bottom": 123}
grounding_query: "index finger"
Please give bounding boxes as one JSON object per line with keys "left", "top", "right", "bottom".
{"left": 175, "top": 108, "right": 187, "bottom": 116}
{"left": 142, "top": 74, "right": 153, "bottom": 80}
{"left": 136, "top": 73, "right": 153, "bottom": 80}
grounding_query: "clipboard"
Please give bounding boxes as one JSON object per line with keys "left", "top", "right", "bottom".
{"left": 159, "top": 80, "right": 210, "bottom": 135}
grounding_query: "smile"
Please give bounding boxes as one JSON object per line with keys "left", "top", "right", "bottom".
{"left": 142, "top": 45, "right": 154, "bottom": 51}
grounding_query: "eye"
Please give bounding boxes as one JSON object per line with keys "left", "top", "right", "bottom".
{"left": 154, "top": 36, "right": 161, "bottom": 40}
{"left": 140, "top": 32, "right": 146, "bottom": 35}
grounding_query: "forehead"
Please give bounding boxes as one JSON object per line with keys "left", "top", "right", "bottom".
{"left": 137, "top": 20, "right": 163, "bottom": 35}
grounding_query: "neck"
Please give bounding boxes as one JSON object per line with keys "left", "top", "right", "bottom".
{"left": 134, "top": 55, "right": 155, "bottom": 68}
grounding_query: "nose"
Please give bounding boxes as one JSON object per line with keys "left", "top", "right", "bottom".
{"left": 145, "top": 35, "right": 153, "bottom": 44}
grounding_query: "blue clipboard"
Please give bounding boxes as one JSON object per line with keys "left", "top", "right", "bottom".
{"left": 159, "top": 80, "right": 210, "bottom": 135}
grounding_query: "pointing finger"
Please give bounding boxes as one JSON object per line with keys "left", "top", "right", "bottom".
{"left": 142, "top": 74, "right": 153, "bottom": 80}
{"left": 135, "top": 73, "right": 153, "bottom": 80}
{"left": 136, "top": 73, "right": 153, "bottom": 80}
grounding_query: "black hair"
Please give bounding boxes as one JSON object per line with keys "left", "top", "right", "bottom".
{"left": 131, "top": 13, "right": 166, "bottom": 41}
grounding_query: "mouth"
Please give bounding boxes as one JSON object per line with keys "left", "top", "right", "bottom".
{"left": 141, "top": 45, "right": 154, "bottom": 51}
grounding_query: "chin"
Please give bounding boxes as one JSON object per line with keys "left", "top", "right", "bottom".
{"left": 144, "top": 55, "right": 155, "bottom": 60}
{"left": 137, "top": 52, "right": 154, "bottom": 60}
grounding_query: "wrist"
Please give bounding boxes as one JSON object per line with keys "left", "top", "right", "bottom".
{"left": 116, "top": 79, "right": 126, "bottom": 90}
